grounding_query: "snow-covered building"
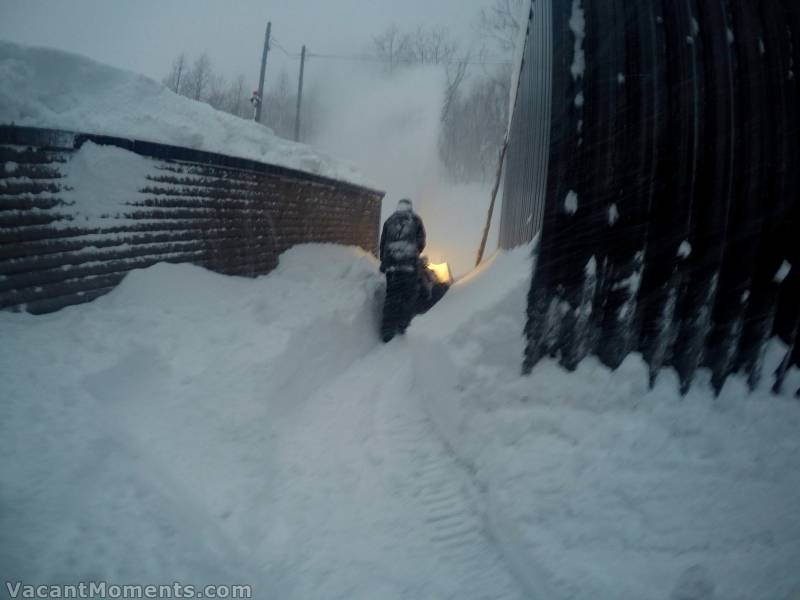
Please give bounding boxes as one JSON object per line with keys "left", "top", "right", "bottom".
{"left": 0, "top": 42, "right": 383, "bottom": 314}
{"left": 500, "top": 0, "right": 799, "bottom": 393}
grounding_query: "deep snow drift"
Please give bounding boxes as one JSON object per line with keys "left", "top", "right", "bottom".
{"left": 0, "top": 41, "right": 365, "bottom": 185}
{"left": 2, "top": 244, "right": 799, "bottom": 599}
{"left": 413, "top": 248, "right": 800, "bottom": 600}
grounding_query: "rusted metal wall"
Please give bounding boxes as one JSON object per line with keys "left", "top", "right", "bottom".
{"left": 502, "top": 0, "right": 799, "bottom": 393}
{"left": 0, "top": 126, "right": 383, "bottom": 314}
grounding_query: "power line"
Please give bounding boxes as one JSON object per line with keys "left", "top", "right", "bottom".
{"left": 306, "top": 52, "right": 511, "bottom": 66}
{"left": 268, "top": 40, "right": 510, "bottom": 65}
{"left": 270, "top": 36, "right": 300, "bottom": 58}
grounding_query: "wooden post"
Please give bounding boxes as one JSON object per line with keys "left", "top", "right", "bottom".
{"left": 255, "top": 22, "right": 271, "bottom": 123}
{"left": 294, "top": 45, "right": 306, "bottom": 142}
{"left": 476, "top": 138, "right": 508, "bottom": 267}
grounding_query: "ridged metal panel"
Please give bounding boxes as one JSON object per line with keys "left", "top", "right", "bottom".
{"left": 0, "top": 126, "right": 383, "bottom": 314}
{"left": 672, "top": 0, "right": 737, "bottom": 392}
{"left": 524, "top": 0, "right": 585, "bottom": 370}
{"left": 704, "top": 0, "right": 773, "bottom": 391}
{"left": 637, "top": 0, "right": 705, "bottom": 384}
{"left": 507, "top": 0, "right": 799, "bottom": 392}
{"left": 733, "top": 0, "right": 800, "bottom": 389}
{"left": 499, "top": 0, "right": 551, "bottom": 249}
{"left": 596, "top": 0, "right": 666, "bottom": 369}
{"left": 772, "top": 0, "right": 800, "bottom": 389}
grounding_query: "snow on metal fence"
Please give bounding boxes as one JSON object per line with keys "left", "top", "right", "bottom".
{"left": 0, "top": 126, "right": 383, "bottom": 314}
{"left": 501, "top": 0, "right": 799, "bottom": 393}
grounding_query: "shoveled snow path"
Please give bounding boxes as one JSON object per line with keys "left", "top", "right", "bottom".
{"left": 6, "top": 246, "right": 799, "bottom": 597}
{"left": 1, "top": 248, "right": 532, "bottom": 598}
{"left": 267, "top": 339, "right": 527, "bottom": 599}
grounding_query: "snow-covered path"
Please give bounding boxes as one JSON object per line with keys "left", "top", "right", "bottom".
{"left": 254, "top": 342, "right": 527, "bottom": 599}
{"left": 1, "top": 245, "right": 529, "bottom": 599}
{"left": 3, "top": 243, "right": 800, "bottom": 599}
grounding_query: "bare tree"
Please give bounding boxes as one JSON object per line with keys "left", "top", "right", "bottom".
{"left": 424, "top": 0, "right": 529, "bottom": 183}
{"left": 163, "top": 53, "right": 188, "bottom": 94}
{"left": 183, "top": 53, "right": 213, "bottom": 102}
{"left": 371, "top": 24, "right": 500, "bottom": 180}
{"left": 406, "top": 26, "right": 457, "bottom": 65}
{"left": 225, "top": 74, "right": 249, "bottom": 118}
{"left": 442, "top": 56, "right": 469, "bottom": 124}
{"left": 206, "top": 71, "right": 228, "bottom": 110}
{"left": 440, "top": 72, "right": 510, "bottom": 183}
{"left": 372, "top": 24, "right": 412, "bottom": 73}
{"left": 263, "top": 68, "right": 294, "bottom": 138}
{"left": 371, "top": 24, "right": 468, "bottom": 121}
{"left": 162, "top": 53, "right": 260, "bottom": 124}
{"left": 298, "top": 82, "right": 323, "bottom": 142}
{"left": 478, "top": 0, "right": 526, "bottom": 54}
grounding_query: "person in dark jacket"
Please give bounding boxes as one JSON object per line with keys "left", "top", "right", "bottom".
{"left": 379, "top": 198, "right": 426, "bottom": 342}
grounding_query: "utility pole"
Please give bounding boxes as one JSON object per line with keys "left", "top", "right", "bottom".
{"left": 294, "top": 45, "right": 306, "bottom": 142}
{"left": 174, "top": 55, "right": 185, "bottom": 94}
{"left": 255, "top": 21, "right": 271, "bottom": 123}
{"left": 476, "top": 136, "right": 509, "bottom": 267}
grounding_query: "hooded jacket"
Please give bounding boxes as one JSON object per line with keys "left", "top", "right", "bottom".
{"left": 379, "top": 206, "right": 426, "bottom": 271}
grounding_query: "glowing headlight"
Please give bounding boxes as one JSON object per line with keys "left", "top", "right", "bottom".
{"left": 427, "top": 262, "right": 452, "bottom": 285}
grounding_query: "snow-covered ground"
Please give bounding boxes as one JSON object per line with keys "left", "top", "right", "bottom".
{"left": 2, "top": 244, "right": 799, "bottom": 599}
{"left": 0, "top": 41, "right": 365, "bottom": 186}
{"left": 414, "top": 247, "right": 800, "bottom": 600}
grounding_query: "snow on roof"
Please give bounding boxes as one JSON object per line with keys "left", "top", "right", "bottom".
{"left": 0, "top": 41, "right": 368, "bottom": 187}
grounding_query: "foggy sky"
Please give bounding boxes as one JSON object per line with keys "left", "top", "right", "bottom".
{"left": 0, "top": 0, "right": 489, "bottom": 88}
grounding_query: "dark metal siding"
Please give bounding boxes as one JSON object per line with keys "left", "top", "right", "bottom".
{"left": 0, "top": 126, "right": 383, "bottom": 314}
{"left": 504, "top": 0, "right": 799, "bottom": 393}
{"left": 499, "top": 0, "right": 551, "bottom": 249}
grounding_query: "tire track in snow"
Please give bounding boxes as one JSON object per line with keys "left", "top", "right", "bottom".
{"left": 371, "top": 347, "right": 526, "bottom": 600}
{"left": 267, "top": 340, "right": 527, "bottom": 598}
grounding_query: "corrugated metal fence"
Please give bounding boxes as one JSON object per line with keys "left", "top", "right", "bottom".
{"left": 0, "top": 126, "right": 383, "bottom": 314}
{"left": 501, "top": 0, "right": 799, "bottom": 393}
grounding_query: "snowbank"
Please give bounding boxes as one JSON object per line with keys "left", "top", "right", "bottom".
{"left": 411, "top": 247, "right": 800, "bottom": 600}
{"left": 2, "top": 240, "right": 799, "bottom": 598}
{"left": 0, "top": 245, "right": 384, "bottom": 594}
{"left": 0, "top": 41, "right": 366, "bottom": 186}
